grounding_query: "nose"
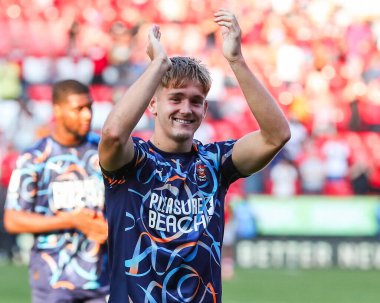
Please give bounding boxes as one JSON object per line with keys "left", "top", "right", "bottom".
{"left": 179, "top": 100, "right": 192, "bottom": 115}
{"left": 81, "top": 107, "right": 92, "bottom": 121}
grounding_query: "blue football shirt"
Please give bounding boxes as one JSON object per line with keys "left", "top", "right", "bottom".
{"left": 102, "top": 137, "right": 242, "bottom": 303}
{"left": 5, "top": 134, "right": 109, "bottom": 294}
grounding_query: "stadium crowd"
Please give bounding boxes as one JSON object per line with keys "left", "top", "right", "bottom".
{"left": 1, "top": 0, "right": 380, "bottom": 200}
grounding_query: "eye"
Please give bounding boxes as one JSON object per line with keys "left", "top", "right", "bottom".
{"left": 191, "top": 99, "right": 204, "bottom": 106}
{"left": 75, "top": 105, "right": 92, "bottom": 113}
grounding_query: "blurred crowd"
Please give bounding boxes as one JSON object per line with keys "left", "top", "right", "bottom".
{"left": 1, "top": 0, "right": 380, "bottom": 198}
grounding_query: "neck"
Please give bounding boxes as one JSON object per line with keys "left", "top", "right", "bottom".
{"left": 150, "top": 135, "right": 193, "bottom": 153}
{"left": 52, "top": 129, "right": 85, "bottom": 147}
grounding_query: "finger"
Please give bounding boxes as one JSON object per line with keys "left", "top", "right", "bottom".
{"left": 215, "top": 21, "right": 233, "bottom": 29}
{"left": 92, "top": 220, "right": 108, "bottom": 231}
{"left": 214, "top": 12, "right": 234, "bottom": 19}
{"left": 214, "top": 9, "right": 234, "bottom": 18}
{"left": 82, "top": 209, "right": 96, "bottom": 218}
{"left": 214, "top": 14, "right": 236, "bottom": 24}
{"left": 148, "top": 26, "right": 157, "bottom": 40}
{"left": 96, "top": 211, "right": 105, "bottom": 219}
{"left": 152, "top": 24, "right": 161, "bottom": 40}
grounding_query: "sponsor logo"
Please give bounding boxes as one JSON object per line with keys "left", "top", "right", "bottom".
{"left": 51, "top": 177, "right": 105, "bottom": 211}
{"left": 147, "top": 192, "right": 214, "bottom": 233}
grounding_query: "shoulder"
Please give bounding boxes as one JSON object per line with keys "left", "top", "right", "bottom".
{"left": 194, "top": 139, "right": 236, "bottom": 156}
{"left": 101, "top": 137, "right": 150, "bottom": 179}
{"left": 16, "top": 137, "right": 50, "bottom": 168}
{"left": 27, "top": 136, "right": 50, "bottom": 151}
{"left": 131, "top": 136, "right": 151, "bottom": 154}
{"left": 21, "top": 137, "right": 49, "bottom": 157}
{"left": 131, "top": 136, "right": 148, "bottom": 146}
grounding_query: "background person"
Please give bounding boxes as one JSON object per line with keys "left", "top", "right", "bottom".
{"left": 4, "top": 79, "right": 109, "bottom": 303}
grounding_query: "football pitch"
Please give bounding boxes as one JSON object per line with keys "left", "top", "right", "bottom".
{"left": 0, "top": 264, "right": 379, "bottom": 303}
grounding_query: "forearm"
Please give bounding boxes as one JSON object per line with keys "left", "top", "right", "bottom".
{"left": 100, "top": 58, "right": 170, "bottom": 170}
{"left": 4, "top": 209, "right": 73, "bottom": 234}
{"left": 229, "top": 57, "right": 290, "bottom": 145}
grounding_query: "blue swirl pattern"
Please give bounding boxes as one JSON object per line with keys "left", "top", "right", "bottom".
{"left": 5, "top": 134, "right": 109, "bottom": 292}
{"left": 103, "top": 138, "right": 241, "bottom": 303}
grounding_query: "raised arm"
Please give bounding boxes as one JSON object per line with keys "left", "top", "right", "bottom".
{"left": 214, "top": 9, "right": 291, "bottom": 176}
{"left": 99, "top": 25, "right": 172, "bottom": 171}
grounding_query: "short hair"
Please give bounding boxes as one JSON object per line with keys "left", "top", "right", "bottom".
{"left": 160, "top": 57, "right": 212, "bottom": 95}
{"left": 52, "top": 79, "right": 90, "bottom": 105}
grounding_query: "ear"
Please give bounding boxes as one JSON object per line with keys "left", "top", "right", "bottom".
{"left": 53, "top": 104, "right": 62, "bottom": 119}
{"left": 148, "top": 97, "right": 158, "bottom": 116}
{"left": 203, "top": 100, "right": 208, "bottom": 118}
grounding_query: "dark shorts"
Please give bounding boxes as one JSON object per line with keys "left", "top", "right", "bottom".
{"left": 32, "top": 286, "right": 109, "bottom": 303}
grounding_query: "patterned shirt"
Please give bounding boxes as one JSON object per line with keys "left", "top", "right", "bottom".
{"left": 5, "top": 134, "right": 109, "bottom": 293}
{"left": 102, "top": 137, "right": 242, "bottom": 303}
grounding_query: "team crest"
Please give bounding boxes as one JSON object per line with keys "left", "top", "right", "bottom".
{"left": 196, "top": 162, "right": 207, "bottom": 182}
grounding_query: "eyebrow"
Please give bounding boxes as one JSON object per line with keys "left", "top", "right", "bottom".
{"left": 168, "top": 92, "right": 185, "bottom": 96}
{"left": 70, "top": 101, "right": 93, "bottom": 109}
{"left": 168, "top": 92, "right": 205, "bottom": 100}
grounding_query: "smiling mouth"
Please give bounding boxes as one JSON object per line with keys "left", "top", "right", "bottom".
{"left": 173, "top": 118, "right": 193, "bottom": 124}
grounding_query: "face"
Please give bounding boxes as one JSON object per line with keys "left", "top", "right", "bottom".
{"left": 54, "top": 93, "right": 93, "bottom": 142}
{"left": 149, "top": 82, "right": 208, "bottom": 145}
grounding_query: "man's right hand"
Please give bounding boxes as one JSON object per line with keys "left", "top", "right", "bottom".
{"left": 58, "top": 208, "right": 108, "bottom": 244}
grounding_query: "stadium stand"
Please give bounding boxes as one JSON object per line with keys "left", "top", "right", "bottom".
{"left": 1, "top": 0, "right": 380, "bottom": 196}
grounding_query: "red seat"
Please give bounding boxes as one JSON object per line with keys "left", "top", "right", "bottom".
{"left": 90, "top": 85, "right": 114, "bottom": 102}
{"left": 132, "top": 130, "right": 153, "bottom": 141}
{"left": 210, "top": 120, "right": 238, "bottom": 141}
{"left": 323, "top": 179, "right": 353, "bottom": 196}
{"left": 27, "top": 85, "right": 52, "bottom": 101}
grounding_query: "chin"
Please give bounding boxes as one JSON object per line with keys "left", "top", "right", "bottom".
{"left": 82, "top": 128, "right": 91, "bottom": 135}
{"left": 171, "top": 131, "right": 193, "bottom": 142}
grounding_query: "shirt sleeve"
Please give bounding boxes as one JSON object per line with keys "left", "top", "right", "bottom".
{"left": 5, "top": 152, "right": 38, "bottom": 212}
{"left": 218, "top": 140, "right": 245, "bottom": 186}
{"left": 101, "top": 137, "right": 149, "bottom": 188}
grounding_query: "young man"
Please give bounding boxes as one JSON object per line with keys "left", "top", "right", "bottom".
{"left": 4, "top": 80, "right": 109, "bottom": 303}
{"left": 99, "top": 9, "right": 290, "bottom": 303}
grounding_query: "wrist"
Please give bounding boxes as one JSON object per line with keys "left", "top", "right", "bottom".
{"left": 151, "top": 56, "right": 171, "bottom": 72}
{"left": 227, "top": 55, "right": 245, "bottom": 66}
{"left": 56, "top": 211, "right": 75, "bottom": 229}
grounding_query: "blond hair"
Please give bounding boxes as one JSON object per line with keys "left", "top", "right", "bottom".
{"left": 160, "top": 57, "right": 212, "bottom": 95}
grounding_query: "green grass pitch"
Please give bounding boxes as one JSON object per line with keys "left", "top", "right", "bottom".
{"left": 1, "top": 264, "right": 379, "bottom": 303}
